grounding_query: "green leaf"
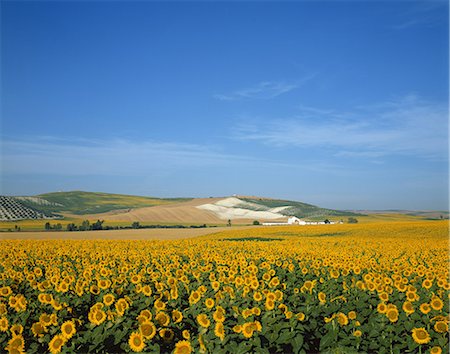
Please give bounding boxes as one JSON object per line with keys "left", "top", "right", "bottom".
{"left": 236, "top": 341, "right": 252, "bottom": 354}
{"left": 292, "top": 334, "right": 304, "bottom": 354}
{"left": 278, "top": 329, "right": 296, "bottom": 344}
{"left": 320, "top": 331, "right": 336, "bottom": 351}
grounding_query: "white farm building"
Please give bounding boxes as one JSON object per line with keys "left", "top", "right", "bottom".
{"left": 262, "top": 216, "right": 341, "bottom": 226}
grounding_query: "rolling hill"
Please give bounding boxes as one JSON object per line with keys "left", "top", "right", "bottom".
{"left": 20, "top": 191, "right": 191, "bottom": 215}
{"left": 0, "top": 191, "right": 360, "bottom": 223}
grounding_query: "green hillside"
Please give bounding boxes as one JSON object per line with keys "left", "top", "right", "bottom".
{"left": 19, "top": 191, "right": 192, "bottom": 215}
{"left": 240, "top": 197, "right": 362, "bottom": 219}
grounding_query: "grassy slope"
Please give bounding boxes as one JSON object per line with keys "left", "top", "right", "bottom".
{"left": 30, "top": 191, "right": 192, "bottom": 215}
{"left": 240, "top": 197, "right": 362, "bottom": 219}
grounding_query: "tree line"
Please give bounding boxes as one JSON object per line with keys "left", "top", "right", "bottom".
{"left": 44, "top": 220, "right": 212, "bottom": 231}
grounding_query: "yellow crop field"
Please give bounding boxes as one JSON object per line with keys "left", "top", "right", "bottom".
{"left": 0, "top": 221, "right": 448, "bottom": 353}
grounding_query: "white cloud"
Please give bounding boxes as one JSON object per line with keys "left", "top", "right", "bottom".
{"left": 232, "top": 95, "right": 448, "bottom": 160}
{"left": 1, "top": 137, "right": 304, "bottom": 177}
{"left": 213, "top": 76, "right": 315, "bottom": 101}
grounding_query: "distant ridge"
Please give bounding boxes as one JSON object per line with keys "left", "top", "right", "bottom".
{"left": 0, "top": 191, "right": 360, "bottom": 222}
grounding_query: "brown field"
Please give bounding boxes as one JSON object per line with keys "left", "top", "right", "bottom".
{"left": 0, "top": 225, "right": 254, "bottom": 240}
{"left": 77, "top": 197, "right": 270, "bottom": 224}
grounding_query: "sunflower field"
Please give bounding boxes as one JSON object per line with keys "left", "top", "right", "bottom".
{"left": 0, "top": 221, "right": 448, "bottom": 353}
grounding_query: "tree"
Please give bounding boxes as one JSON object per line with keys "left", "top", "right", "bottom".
{"left": 347, "top": 217, "right": 358, "bottom": 224}
{"left": 132, "top": 221, "right": 140, "bottom": 229}
{"left": 67, "top": 223, "right": 77, "bottom": 231}
{"left": 79, "top": 220, "right": 90, "bottom": 231}
{"left": 92, "top": 220, "right": 104, "bottom": 230}
{"left": 253, "top": 220, "right": 260, "bottom": 225}
{"left": 227, "top": 219, "right": 232, "bottom": 227}
{"left": 44, "top": 222, "right": 51, "bottom": 230}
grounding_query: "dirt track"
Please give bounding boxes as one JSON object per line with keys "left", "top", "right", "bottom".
{"left": 0, "top": 226, "right": 254, "bottom": 240}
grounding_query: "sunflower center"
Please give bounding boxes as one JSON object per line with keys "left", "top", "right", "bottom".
{"left": 417, "top": 330, "right": 426, "bottom": 339}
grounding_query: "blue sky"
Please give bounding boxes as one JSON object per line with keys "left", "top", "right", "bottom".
{"left": 1, "top": 0, "right": 448, "bottom": 210}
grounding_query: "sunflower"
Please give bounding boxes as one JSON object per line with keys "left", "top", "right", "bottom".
{"left": 214, "top": 322, "right": 225, "bottom": 341}
{"left": 242, "top": 308, "right": 252, "bottom": 319}
{"left": 434, "top": 321, "right": 448, "bottom": 333}
{"left": 253, "top": 320, "right": 262, "bottom": 332}
{"left": 0, "top": 303, "right": 7, "bottom": 316}
{"left": 303, "top": 280, "right": 315, "bottom": 293}
{"left": 139, "top": 309, "right": 152, "bottom": 321}
{"left": 348, "top": 311, "right": 357, "bottom": 320}
{"left": 430, "top": 346, "right": 442, "bottom": 354}
{"left": 430, "top": 296, "right": 444, "bottom": 311}
{"left": 155, "top": 312, "right": 170, "bottom": 327}
{"left": 172, "top": 309, "right": 183, "bottom": 323}
{"left": 353, "top": 330, "right": 362, "bottom": 337}
{"left": 377, "top": 303, "right": 387, "bottom": 314}
{"left": 318, "top": 292, "right": 326, "bottom": 304}
{"left": 8, "top": 296, "right": 18, "bottom": 308}
{"left": 159, "top": 328, "right": 174, "bottom": 342}
{"left": 142, "top": 285, "right": 152, "bottom": 297}
{"left": 265, "top": 299, "right": 275, "bottom": 311}
{"left": 402, "top": 301, "right": 414, "bottom": 315}
{"left": 188, "top": 291, "right": 201, "bottom": 305}
{"left": 225, "top": 322, "right": 239, "bottom": 334}
{"left": 197, "top": 313, "right": 210, "bottom": 328}
{"left": 337, "top": 313, "right": 349, "bottom": 326}
{"left": 139, "top": 321, "right": 156, "bottom": 339}
{"left": 379, "top": 292, "right": 389, "bottom": 302}
{"left": 278, "top": 304, "right": 287, "bottom": 314}
{"left": 330, "top": 269, "right": 340, "bottom": 279}
{"left": 242, "top": 322, "right": 254, "bottom": 338}
{"left": 211, "top": 281, "right": 220, "bottom": 291}
{"left": 411, "top": 327, "right": 431, "bottom": 345}
{"left": 213, "top": 307, "right": 225, "bottom": 322}
{"left": 0, "top": 286, "right": 12, "bottom": 297}
{"left": 48, "top": 334, "right": 67, "bottom": 354}
{"left": 274, "top": 290, "right": 284, "bottom": 301}
{"left": 296, "top": 312, "right": 305, "bottom": 321}
{"left": 10, "top": 324, "right": 23, "bottom": 336}
{"left": 422, "top": 279, "right": 432, "bottom": 289}
{"left": 130, "top": 274, "right": 142, "bottom": 285}
{"left": 89, "top": 285, "right": 100, "bottom": 295}
{"left": 419, "top": 303, "right": 431, "bottom": 314}
{"left": 386, "top": 308, "right": 399, "bottom": 323}
{"left": 205, "top": 298, "right": 215, "bottom": 309}
{"left": 182, "top": 330, "right": 190, "bottom": 340}
{"left": 61, "top": 320, "right": 76, "bottom": 339}
{"left": 129, "top": 332, "right": 145, "bottom": 352}
{"left": 92, "top": 309, "right": 107, "bottom": 326}
{"left": 115, "top": 298, "right": 129, "bottom": 316}
{"left": 0, "top": 317, "right": 8, "bottom": 332}
{"left": 31, "top": 322, "right": 46, "bottom": 337}
{"left": 406, "top": 291, "right": 417, "bottom": 302}
{"left": 103, "top": 294, "right": 115, "bottom": 306}
{"left": 252, "top": 307, "right": 261, "bottom": 316}
{"left": 174, "top": 340, "right": 192, "bottom": 354}
{"left": 154, "top": 299, "right": 166, "bottom": 312}
{"left": 266, "top": 292, "right": 276, "bottom": 301}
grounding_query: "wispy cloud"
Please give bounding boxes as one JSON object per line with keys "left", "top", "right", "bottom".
{"left": 232, "top": 95, "right": 448, "bottom": 160}
{"left": 391, "top": 0, "right": 447, "bottom": 30}
{"left": 0, "top": 137, "right": 304, "bottom": 177}
{"left": 214, "top": 76, "right": 315, "bottom": 101}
